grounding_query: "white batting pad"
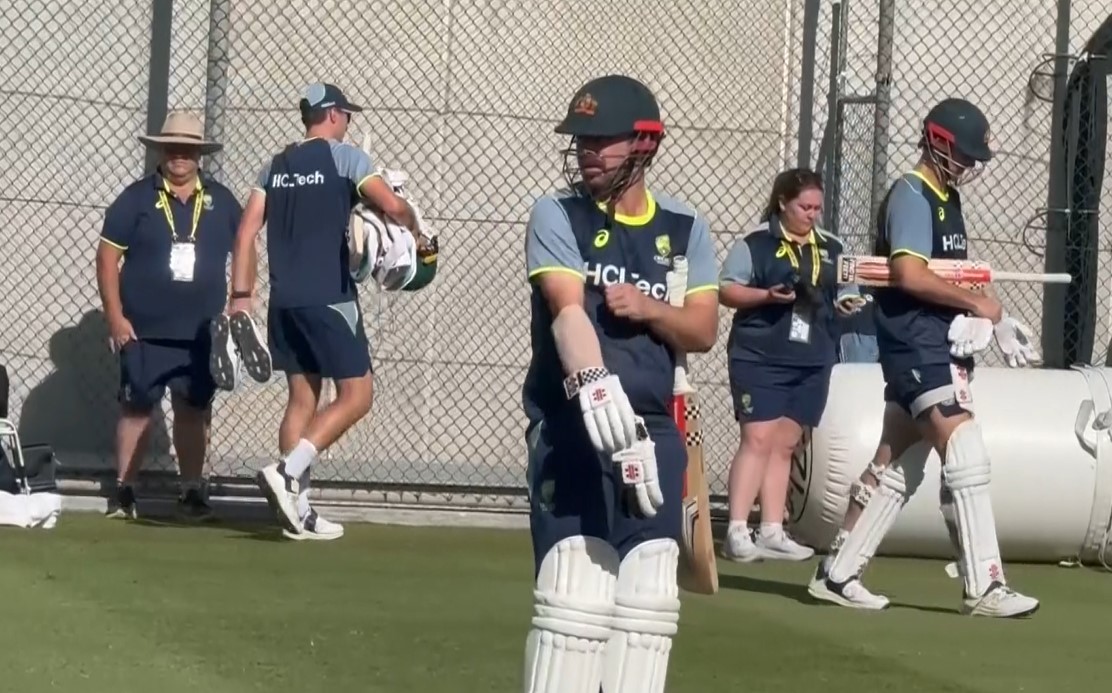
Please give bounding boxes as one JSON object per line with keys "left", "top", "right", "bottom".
{"left": 942, "top": 419, "right": 1004, "bottom": 598}
{"left": 827, "top": 448, "right": 927, "bottom": 583}
{"left": 523, "top": 536, "right": 618, "bottom": 693}
{"left": 602, "top": 538, "right": 681, "bottom": 693}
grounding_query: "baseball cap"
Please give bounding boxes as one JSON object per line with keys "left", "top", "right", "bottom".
{"left": 554, "top": 74, "right": 664, "bottom": 138}
{"left": 299, "top": 82, "right": 363, "bottom": 118}
{"left": 924, "top": 98, "right": 993, "bottom": 162}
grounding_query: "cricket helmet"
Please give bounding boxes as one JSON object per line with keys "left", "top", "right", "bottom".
{"left": 555, "top": 75, "right": 665, "bottom": 204}
{"left": 921, "top": 98, "right": 993, "bottom": 186}
{"left": 402, "top": 237, "right": 439, "bottom": 292}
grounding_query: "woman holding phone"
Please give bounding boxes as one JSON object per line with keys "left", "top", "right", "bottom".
{"left": 717, "top": 168, "right": 865, "bottom": 562}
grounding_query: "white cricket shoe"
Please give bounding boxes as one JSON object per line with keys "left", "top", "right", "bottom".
{"left": 808, "top": 562, "right": 891, "bottom": 610}
{"left": 756, "top": 529, "right": 815, "bottom": 561}
{"left": 229, "top": 310, "right": 273, "bottom": 384}
{"left": 283, "top": 509, "right": 344, "bottom": 541}
{"left": 257, "top": 462, "right": 302, "bottom": 535}
{"left": 208, "top": 314, "right": 241, "bottom": 392}
{"left": 962, "top": 582, "right": 1039, "bottom": 618}
{"left": 720, "top": 527, "right": 763, "bottom": 563}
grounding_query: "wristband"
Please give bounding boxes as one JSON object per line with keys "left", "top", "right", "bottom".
{"left": 562, "top": 367, "right": 611, "bottom": 400}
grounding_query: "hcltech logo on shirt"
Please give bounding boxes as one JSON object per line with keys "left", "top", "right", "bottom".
{"left": 270, "top": 171, "right": 326, "bottom": 188}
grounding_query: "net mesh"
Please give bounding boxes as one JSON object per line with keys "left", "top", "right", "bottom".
{"left": 1, "top": 0, "right": 1108, "bottom": 503}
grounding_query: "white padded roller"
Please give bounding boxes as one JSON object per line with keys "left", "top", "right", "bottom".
{"left": 788, "top": 363, "right": 1112, "bottom": 565}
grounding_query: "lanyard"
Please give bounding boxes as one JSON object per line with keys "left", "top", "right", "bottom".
{"left": 776, "top": 226, "right": 821, "bottom": 285}
{"left": 158, "top": 178, "right": 204, "bottom": 243}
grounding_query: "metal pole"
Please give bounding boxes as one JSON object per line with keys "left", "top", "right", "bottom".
{"left": 1040, "top": 0, "right": 1074, "bottom": 369}
{"left": 868, "top": 0, "right": 896, "bottom": 239}
{"left": 203, "top": 0, "right": 232, "bottom": 180}
{"left": 144, "top": 0, "right": 174, "bottom": 175}
{"left": 823, "top": 0, "right": 847, "bottom": 235}
{"left": 796, "top": 0, "right": 821, "bottom": 168}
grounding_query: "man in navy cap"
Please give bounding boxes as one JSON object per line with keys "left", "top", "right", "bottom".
{"left": 519, "top": 74, "right": 719, "bottom": 693}
{"left": 223, "top": 82, "right": 420, "bottom": 540}
{"left": 808, "top": 98, "right": 1042, "bottom": 617}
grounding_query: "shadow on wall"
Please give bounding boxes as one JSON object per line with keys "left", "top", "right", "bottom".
{"left": 18, "top": 309, "right": 171, "bottom": 472}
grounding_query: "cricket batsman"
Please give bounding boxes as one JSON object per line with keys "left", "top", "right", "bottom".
{"left": 520, "top": 74, "right": 719, "bottom": 692}
{"left": 808, "top": 98, "right": 1042, "bottom": 617}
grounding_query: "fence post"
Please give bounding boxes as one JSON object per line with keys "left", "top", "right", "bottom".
{"left": 796, "top": 0, "right": 821, "bottom": 169}
{"left": 144, "top": 0, "right": 174, "bottom": 175}
{"left": 819, "top": 0, "right": 847, "bottom": 235}
{"left": 1041, "top": 0, "right": 1073, "bottom": 369}
{"left": 868, "top": 0, "right": 896, "bottom": 238}
{"left": 203, "top": 0, "right": 233, "bottom": 181}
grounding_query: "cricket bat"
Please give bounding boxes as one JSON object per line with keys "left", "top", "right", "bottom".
{"left": 667, "top": 256, "right": 719, "bottom": 596}
{"left": 836, "top": 255, "right": 1072, "bottom": 290}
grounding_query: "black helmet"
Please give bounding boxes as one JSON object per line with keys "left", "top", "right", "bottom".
{"left": 923, "top": 98, "right": 993, "bottom": 163}
{"left": 555, "top": 74, "right": 664, "bottom": 139}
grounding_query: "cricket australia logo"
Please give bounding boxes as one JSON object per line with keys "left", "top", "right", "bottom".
{"left": 653, "top": 234, "right": 671, "bottom": 266}
{"left": 585, "top": 262, "right": 667, "bottom": 300}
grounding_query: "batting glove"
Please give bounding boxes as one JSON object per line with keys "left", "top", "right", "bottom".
{"left": 565, "top": 367, "right": 639, "bottom": 455}
{"left": 612, "top": 416, "right": 664, "bottom": 519}
{"left": 948, "top": 315, "right": 994, "bottom": 359}
{"left": 993, "top": 312, "right": 1041, "bottom": 368}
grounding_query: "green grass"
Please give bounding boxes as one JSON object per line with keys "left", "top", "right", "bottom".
{"left": 0, "top": 514, "right": 1107, "bottom": 693}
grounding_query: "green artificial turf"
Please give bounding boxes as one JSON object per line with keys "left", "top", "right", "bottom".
{"left": 0, "top": 514, "right": 1106, "bottom": 692}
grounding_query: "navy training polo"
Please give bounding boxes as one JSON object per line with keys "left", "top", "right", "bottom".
{"left": 100, "top": 171, "right": 242, "bottom": 341}
{"left": 522, "top": 187, "right": 719, "bottom": 424}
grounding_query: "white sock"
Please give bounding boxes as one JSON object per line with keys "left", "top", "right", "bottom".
{"left": 727, "top": 521, "right": 749, "bottom": 539}
{"left": 281, "top": 439, "right": 318, "bottom": 479}
{"left": 759, "top": 522, "right": 782, "bottom": 540}
{"left": 297, "top": 469, "right": 311, "bottom": 519}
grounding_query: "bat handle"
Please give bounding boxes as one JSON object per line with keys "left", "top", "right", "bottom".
{"left": 991, "top": 271, "right": 1073, "bottom": 284}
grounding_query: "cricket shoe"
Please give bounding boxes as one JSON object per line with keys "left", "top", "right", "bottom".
{"left": 808, "top": 562, "right": 890, "bottom": 610}
{"left": 283, "top": 508, "right": 344, "bottom": 541}
{"left": 106, "top": 484, "right": 138, "bottom": 520}
{"left": 720, "top": 527, "right": 763, "bottom": 563}
{"left": 208, "top": 314, "right": 241, "bottom": 391}
{"left": 756, "top": 528, "right": 815, "bottom": 561}
{"left": 229, "top": 310, "right": 273, "bottom": 384}
{"left": 256, "top": 462, "right": 302, "bottom": 535}
{"left": 177, "top": 487, "right": 215, "bottom": 522}
{"left": 962, "top": 582, "right": 1039, "bottom": 618}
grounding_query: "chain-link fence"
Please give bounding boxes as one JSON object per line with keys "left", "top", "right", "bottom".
{"left": 1, "top": 0, "right": 1109, "bottom": 507}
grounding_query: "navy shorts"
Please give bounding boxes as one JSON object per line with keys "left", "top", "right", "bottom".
{"left": 268, "top": 302, "right": 371, "bottom": 380}
{"left": 525, "top": 413, "right": 685, "bottom": 576}
{"left": 727, "top": 361, "right": 832, "bottom": 426}
{"left": 882, "top": 360, "right": 975, "bottom": 419}
{"left": 119, "top": 337, "right": 216, "bottom": 412}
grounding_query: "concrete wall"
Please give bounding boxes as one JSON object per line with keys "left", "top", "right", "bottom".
{"left": 1, "top": 0, "right": 1109, "bottom": 497}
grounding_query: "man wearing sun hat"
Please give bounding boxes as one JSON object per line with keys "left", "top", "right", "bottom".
{"left": 96, "top": 110, "right": 243, "bottom": 522}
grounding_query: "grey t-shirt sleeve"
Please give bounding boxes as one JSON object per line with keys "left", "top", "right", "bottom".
{"left": 253, "top": 162, "right": 271, "bottom": 192}
{"left": 684, "top": 215, "right": 718, "bottom": 294}
{"left": 719, "top": 238, "right": 753, "bottom": 286}
{"left": 885, "top": 179, "right": 934, "bottom": 260}
{"left": 331, "top": 142, "right": 375, "bottom": 187}
{"left": 525, "top": 196, "right": 583, "bottom": 280}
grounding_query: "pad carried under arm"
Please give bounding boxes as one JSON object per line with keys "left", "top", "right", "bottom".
{"left": 552, "top": 304, "right": 605, "bottom": 376}
{"left": 524, "top": 536, "right": 618, "bottom": 693}
{"left": 602, "top": 539, "right": 681, "bottom": 693}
